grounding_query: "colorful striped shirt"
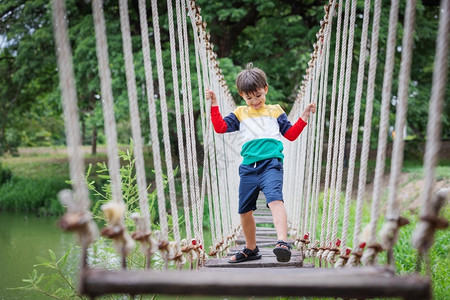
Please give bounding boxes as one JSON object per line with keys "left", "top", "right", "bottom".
{"left": 211, "top": 104, "right": 307, "bottom": 165}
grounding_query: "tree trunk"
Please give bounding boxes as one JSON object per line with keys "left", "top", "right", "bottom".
{"left": 91, "top": 126, "right": 97, "bottom": 155}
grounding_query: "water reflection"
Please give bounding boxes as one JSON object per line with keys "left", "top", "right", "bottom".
{"left": 0, "top": 211, "right": 78, "bottom": 300}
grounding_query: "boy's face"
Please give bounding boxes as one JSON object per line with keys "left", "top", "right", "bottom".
{"left": 240, "top": 86, "right": 268, "bottom": 110}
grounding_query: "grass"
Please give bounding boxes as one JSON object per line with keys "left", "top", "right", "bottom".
{"left": 1, "top": 149, "right": 449, "bottom": 299}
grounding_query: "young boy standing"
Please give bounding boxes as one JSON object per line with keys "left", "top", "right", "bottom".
{"left": 205, "top": 64, "right": 316, "bottom": 263}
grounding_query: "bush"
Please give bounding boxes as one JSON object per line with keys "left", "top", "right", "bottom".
{"left": 0, "top": 162, "right": 12, "bottom": 185}
{"left": 0, "top": 176, "right": 69, "bottom": 215}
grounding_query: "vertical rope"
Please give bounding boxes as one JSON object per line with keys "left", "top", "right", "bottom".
{"left": 322, "top": 0, "right": 343, "bottom": 252}
{"left": 309, "top": 26, "right": 327, "bottom": 249}
{"left": 188, "top": 4, "right": 208, "bottom": 244}
{"left": 347, "top": 0, "right": 382, "bottom": 268}
{"left": 311, "top": 3, "right": 334, "bottom": 249}
{"left": 187, "top": 1, "right": 215, "bottom": 246}
{"left": 182, "top": 0, "right": 203, "bottom": 243}
{"left": 363, "top": 0, "right": 400, "bottom": 266}
{"left": 118, "top": 0, "right": 150, "bottom": 233}
{"left": 92, "top": 0, "right": 124, "bottom": 213}
{"left": 150, "top": 0, "right": 176, "bottom": 242}
{"left": 52, "top": 0, "right": 97, "bottom": 262}
{"left": 166, "top": 0, "right": 184, "bottom": 243}
{"left": 381, "top": 0, "right": 417, "bottom": 263}
{"left": 172, "top": 0, "right": 193, "bottom": 241}
{"left": 299, "top": 71, "right": 314, "bottom": 239}
{"left": 51, "top": 0, "right": 90, "bottom": 214}
{"left": 137, "top": 0, "right": 167, "bottom": 242}
{"left": 327, "top": 0, "right": 358, "bottom": 265}
{"left": 324, "top": 0, "right": 351, "bottom": 261}
{"left": 412, "top": 0, "right": 449, "bottom": 258}
{"left": 340, "top": 0, "right": 371, "bottom": 254}
{"left": 303, "top": 49, "right": 320, "bottom": 244}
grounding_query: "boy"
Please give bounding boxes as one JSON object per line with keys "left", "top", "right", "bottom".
{"left": 205, "top": 64, "right": 316, "bottom": 263}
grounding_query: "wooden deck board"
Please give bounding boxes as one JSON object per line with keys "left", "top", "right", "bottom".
{"left": 81, "top": 268, "right": 431, "bottom": 299}
{"left": 204, "top": 254, "right": 304, "bottom": 268}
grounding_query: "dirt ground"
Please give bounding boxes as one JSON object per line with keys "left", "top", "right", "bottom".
{"left": 364, "top": 173, "right": 450, "bottom": 214}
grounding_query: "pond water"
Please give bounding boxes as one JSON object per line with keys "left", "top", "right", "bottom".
{"left": 0, "top": 211, "right": 78, "bottom": 300}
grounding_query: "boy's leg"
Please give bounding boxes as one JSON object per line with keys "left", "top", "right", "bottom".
{"left": 228, "top": 164, "right": 260, "bottom": 262}
{"left": 228, "top": 211, "right": 258, "bottom": 262}
{"left": 269, "top": 200, "right": 291, "bottom": 262}
{"left": 240, "top": 210, "right": 257, "bottom": 250}
{"left": 268, "top": 200, "right": 287, "bottom": 242}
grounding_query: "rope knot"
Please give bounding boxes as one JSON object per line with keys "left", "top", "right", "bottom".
{"left": 361, "top": 243, "right": 382, "bottom": 266}
{"left": 412, "top": 188, "right": 449, "bottom": 256}
{"left": 58, "top": 190, "right": 98, "bottom": 246}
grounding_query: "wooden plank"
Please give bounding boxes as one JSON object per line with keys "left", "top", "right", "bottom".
{"left": 81, "top": 268, "right": 431, "bottom": 299}
{"left": 235, "top": 237, "right": 294, "bottom": 245}
{"left": 254, "top": 211, "right": 272, "bottom": 216}
{"left": 204, "top": 254, "right": 304, "bottom": 268}
{"left": 235, "top": 237, "right": 276, "bottom": 244}
{"left": 254, "top": 226, "right": 276, "bottom": 231}
{"left": 227, "top": 248, "right": 303, "bottom": 257}
{"left": 254, "top": 216, "right": 273, "bottom": 224}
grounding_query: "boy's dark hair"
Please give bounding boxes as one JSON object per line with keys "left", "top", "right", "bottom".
{"left": 236, "top": 62, "right": 268, "bottom": 95}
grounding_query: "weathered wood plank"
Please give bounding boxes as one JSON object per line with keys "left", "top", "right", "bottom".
{"left": 254, "top": 226, "right": 276, "bottom": 231}
{"left": 235, "top": 237, "right": 294, "bottom": 245}
{"left": 254, "top": 216, "right": 274, "bottom": 224}
{"left": 81, "top": 268, "right": 431, "bottom": 299}
{"left": 204, "top": 254, "right": 304, "bottom": 268}
{"left": 227, "top": 248, "right": 302, "bottom": 257}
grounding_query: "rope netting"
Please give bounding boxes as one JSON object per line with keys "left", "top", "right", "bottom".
{"left": 52, "top": 0, "right": 448, "bottom": 280}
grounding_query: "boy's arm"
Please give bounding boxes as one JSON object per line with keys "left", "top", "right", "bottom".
{"left": 206, "top": 88, "right": 240, "bottom": 134}
{"left": 211, "top": 106, "right": 228, "bottom": 133}
{"left": 278, "top": 103, "right": 316, "bottom": 141}
{"left": 280, "top": 116, "right": 307, "bottom": 141}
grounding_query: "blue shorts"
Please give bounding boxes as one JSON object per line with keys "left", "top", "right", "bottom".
{"left": 238, "top": 158, "right": 284, "bottom": 214}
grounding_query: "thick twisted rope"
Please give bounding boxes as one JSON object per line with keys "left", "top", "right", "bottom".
{"left": 303, "top": 46, "right": 321, "bottom": 246}
{"left": 136, "top": 1, "right": 169, "bottom": 260}
{"left": 51, "top": 0, "right": 90, "bottom": 214}
{"left": 51, "top": 0, "right": 98, "bottom": 253}
{"left": 362, "top": 0, "right": 400, "bottom": 266}
{"left": 188, "top": 2, "right": 209, "bottom": 244}
{"left": 118, "top": 0, "right": 151, "bottom": 232}
{"left": 310, "top": 38, "right": 326, "bottom": 249}
{"left": 182, "top": 0, "right": 203, "bottom": 244}
{"left": 166, "top": 0, "right": 189, "bottom": 243}
{"left": 348, "top": 0, "right": 382, "bottom": 267}
{"left": 150, "top": 0, "right": 175, "bottom": 242}
{"left": 311, "top": 2, "right": 335, "bottom": 257}
{"left": 339, "top": 0, "right": 371, "bottom": 256}
{"left": 412, "top": 0, "right": 450, "bottom": 260}
{"left": 322, "top": 0, "right": 343, "bottom": 253}
{"left": 328, "top": 0, "right": 358, "bottom": 265}
{"left": 323, "top": 0, "right": 351, "bottom": 263}
{"left": 172, "top": 0, "right": 193, "bottom": 241}
{"left": 92, "top": 0, "right": 124, "bottom": 212}
{"left": 380, "top": 0, "right": 417, "bottom": 265}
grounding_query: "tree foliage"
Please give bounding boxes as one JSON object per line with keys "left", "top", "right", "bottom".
{"left": 0, "top": 0, "right": 447, "bottom": 157}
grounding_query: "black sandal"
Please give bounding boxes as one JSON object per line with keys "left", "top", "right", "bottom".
{"left": 273, "top": 240, "right": 292, "bottom": 262}
{"left": 228, "top": 246, "right": 262, "bottom": 263}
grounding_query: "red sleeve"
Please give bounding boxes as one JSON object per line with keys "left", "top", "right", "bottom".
{"left": 210, "top": 106, "right": 228, "bottom": 133}
{"left": 283, "top": 117, "right": 307, "bottom": 141}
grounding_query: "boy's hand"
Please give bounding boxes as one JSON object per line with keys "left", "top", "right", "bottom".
{"left": 205, "top": 88, "right": 218, "bottom": 106}
{"left": 300, "top": 102, "right": 317, "bottom": 122}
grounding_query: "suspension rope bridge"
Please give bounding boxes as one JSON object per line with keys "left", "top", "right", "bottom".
{"left": 52, "top": 0, "right": 448, "bottom": 299}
